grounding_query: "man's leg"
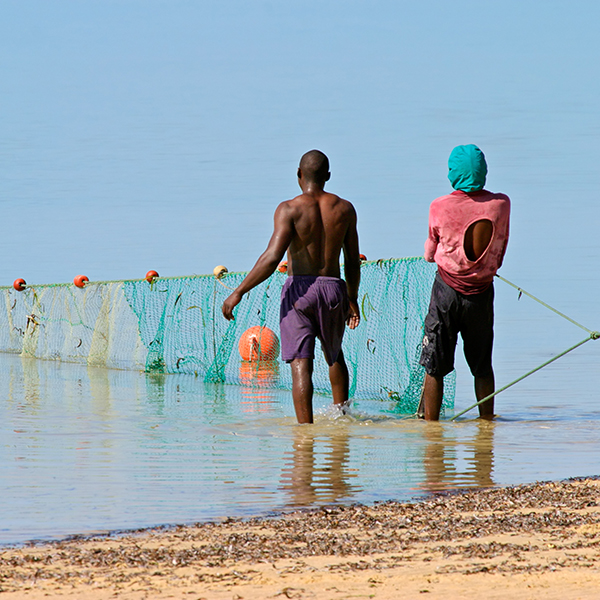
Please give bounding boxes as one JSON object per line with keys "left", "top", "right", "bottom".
{"left": 328, "top": 349, "right": 349, "bottom": 407}
{"left": 462, "top": 284, "right": 495, "bottom": 420}
{"left": 475, "top": 371, "right": 495, "bottom": 420}
{"left": 422, "top": 373, "right": 444, "bottom": 421}
{"left": 290, "top": 357, "right": 314, "bottom": 424}
{"left": 419, "top": 274, "right": 458, "bottom": 421}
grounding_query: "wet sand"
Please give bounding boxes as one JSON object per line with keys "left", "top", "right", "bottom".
{"left": 2, "top": 478, "right": 600, "bottom": 599}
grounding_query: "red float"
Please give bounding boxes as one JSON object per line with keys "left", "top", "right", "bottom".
{"left": 277, "top": 261, "right": 288, "bottom": 273}
{"left": 13, "top": 278, "right": 26, "bottom": 292}
{"left": 145, "top": 270, "right": 159, "bottom": 283}
{"left": 238, "top": 326, "right": 280, "bottom": 362}
{"left": 359, "top": 254, "right": 367, "bottom": 262}
{"left": 74, "top": 275, "right": 89, "bottom": 288}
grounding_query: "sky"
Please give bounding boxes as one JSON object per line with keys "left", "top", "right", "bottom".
{"left": 1, "top": 0, "right": 599, "bottom": 322}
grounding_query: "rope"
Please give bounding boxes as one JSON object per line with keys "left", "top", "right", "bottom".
{"left": 1, "top": 256, "right": 426, "bottom": 290}
{"left": 450, "top": 334, "right": 597, "bottom": 421}
{"left": 450, "top": 276, "right": 600, "bottom": 421}
{"left": 496, "top": 275, "right": 594, "bottom": 334}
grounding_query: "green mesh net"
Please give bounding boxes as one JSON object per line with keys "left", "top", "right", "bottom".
{"left": 0, "top": 258, "right": 455, "bottom": 413}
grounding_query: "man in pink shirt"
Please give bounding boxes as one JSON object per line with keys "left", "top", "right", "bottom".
{"left": 419, "top": 144, "right": 510, "bottom": 420}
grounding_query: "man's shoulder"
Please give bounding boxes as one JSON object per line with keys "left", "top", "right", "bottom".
{"left": 431, "top": 190, "right": 510, "bottom": 204}
{"left": 323, "top": 191, "right": 355, "bottom": 211}
{"left": 482, "top": 190, "right": 510, "bottom": 202}
{"left": 481, "top": 190, "right": 511, "bottom": 212}
{"left": 430, "top": 192, "right": 457, "bottom": 207}
{"left": 495, "top": 192, "right": 510, "bottom": 204}
{"left": 286, "top": 191, "right": 354, "bottom": 210}
{"left": 329, "top": 193, "right": 355, "bottom": 212}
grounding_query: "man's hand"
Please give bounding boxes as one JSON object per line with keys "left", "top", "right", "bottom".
{"left": 346, "top": 300, "right": 360, "bottom": 330}
{"left": 222, "top": 291, "right": 243, "bottom": 321}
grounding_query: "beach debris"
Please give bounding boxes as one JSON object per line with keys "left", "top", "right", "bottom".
{"left": 1, "top": 479, "right": 600, "bottom": 596}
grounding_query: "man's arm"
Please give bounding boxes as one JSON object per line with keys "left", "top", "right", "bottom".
{"left": 497, "top": 199, "right": 510, "bottom": 269}
{"left": 342, "top": 205, "right": 361, "bottom": 330}
{"left": 424, "top": 205, "right": 439, "bottom": 263}
{"left": 222, "top": 202, "right": 294, "bottom": 320}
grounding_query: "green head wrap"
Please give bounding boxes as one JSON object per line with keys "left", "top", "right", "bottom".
{"left": 448, "top": 144, "right": 487, "bottom": 192}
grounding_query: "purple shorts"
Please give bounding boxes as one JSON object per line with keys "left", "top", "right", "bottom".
{"left": 280, "top": 276, "right": 349, "bottom": 366}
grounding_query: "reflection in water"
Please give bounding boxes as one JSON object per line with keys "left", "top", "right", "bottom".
{"left": 88, "top": 366, "right": 114, "bottom": 419}
{"left": 21, "top": 357, "right": 41, "bottom": 410}
{"left": 280, "top": 426, "right": 361, "bottom": 507}
{"left": 239, "top": 360, "right": 279, "bottom": 413}
{"left": 145, "top": 372, "right": 167, "bottom": 409}
{"left": 3, "top": 352, "right": 600, "bottom": 545}
{"left": 421, "top": 421, "right": 495, "bottom": 492}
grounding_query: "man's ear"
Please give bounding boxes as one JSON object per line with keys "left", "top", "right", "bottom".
{"left": 297, "top": 168, "right": 302, "bottom": 179}
{"left": 325, "top": 172, "right": 331, "bottom": 182}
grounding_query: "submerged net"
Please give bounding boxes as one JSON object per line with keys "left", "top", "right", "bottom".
{"left": 0, "top": 258, "right": 454, "bottom": 413}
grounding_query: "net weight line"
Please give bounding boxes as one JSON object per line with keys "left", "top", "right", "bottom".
{"left": 450, "top": 275, "right": 600, "bottom": 421}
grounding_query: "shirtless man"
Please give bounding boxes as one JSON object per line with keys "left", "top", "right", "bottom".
{"left": 222, "top": 150, "right": 361, "bottom": 424}
{"left": 419, "top": 144, "right": 510, "bottom": 421}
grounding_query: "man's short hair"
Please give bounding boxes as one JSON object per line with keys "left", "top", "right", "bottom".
{"left": 299, "top": 150, "right": 330, "bottom": 183}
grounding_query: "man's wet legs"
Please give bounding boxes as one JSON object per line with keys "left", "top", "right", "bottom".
{"left": 290, "top": 358, "right": 314, "bottom": 424}
{"left": 328, "top": 349, "right": 349, "bottom": 408}
{"left": 423, "top": 371, "right": 495, "bottom": 421}
{"left": 475, "top": 371, "right": 495, "bottom": 419}
{"left": 422, "top": 373, "right": 444, "bottom": 421}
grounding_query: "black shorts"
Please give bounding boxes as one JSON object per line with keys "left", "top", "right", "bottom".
{"left": 419, "top": 273, "right": 494, "bottom": 378}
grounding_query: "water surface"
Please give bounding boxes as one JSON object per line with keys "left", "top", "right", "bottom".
{"left": 2, "top": 316, "right": 599, "bottom": 546}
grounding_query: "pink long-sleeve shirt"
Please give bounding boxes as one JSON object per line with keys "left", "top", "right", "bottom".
{"left": 424, "top": 190, "right": 510, "bottom": 295}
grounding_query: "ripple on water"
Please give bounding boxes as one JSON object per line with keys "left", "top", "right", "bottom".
{"left": 1, "top": 353, "right": 600, "bottom": 545}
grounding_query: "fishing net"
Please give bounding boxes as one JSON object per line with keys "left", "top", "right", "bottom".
{"left": 0, "top": 258, "right": 454, "bottom": 413}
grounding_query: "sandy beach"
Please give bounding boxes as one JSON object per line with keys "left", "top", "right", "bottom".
{"left": 1, "top": 478, "right": 599, "bottom": 599}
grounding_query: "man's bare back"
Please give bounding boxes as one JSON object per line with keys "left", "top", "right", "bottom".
{"left": 278, "top": 191, "right": 357, "bottom": 278}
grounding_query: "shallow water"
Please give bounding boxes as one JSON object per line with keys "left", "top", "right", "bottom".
{"left": 2, "top": 300, "right": 599, "bottom": 546}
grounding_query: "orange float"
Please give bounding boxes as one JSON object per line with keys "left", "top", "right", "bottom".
{"left": 74, "top": 275, "right": 89, "bottom": 288}
{"left": 277, "top": 261, "right": 288, "bottom": 273}
{"left": 145, "top": 270, "right": 159, "bottom": 283}
{"left": 238, "top": 326, "right": 280, "bottom": 361}
{"left": 13, "top": 278, "right": 26, "bottom": 292}
{"left": 359, "top": 254, "right": 367, "bottom": 262}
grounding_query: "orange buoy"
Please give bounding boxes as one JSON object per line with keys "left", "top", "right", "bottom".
{"left": 213, "top": 265, "right": 228, "bottom": 278}
{"left": 74, "top": 275, "right": 89, "bottom": 288}
{"left": 238, "top": 326, "right": 280, "bottom": 362}
{"left": 145, "top": 270, "right": 159, "bottom": 283}
{"left": 277, "top": 261, "right": 288, "bottom": 273}
{"left": 13, "top": 278, "right": 26, "bottom": 292}
{"left": 359, "top": 254, "right": 367, "bottom": 262}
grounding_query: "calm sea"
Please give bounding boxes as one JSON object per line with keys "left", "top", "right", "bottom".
{"left": 1, "top": 1, "right": 599, "bottom": 544}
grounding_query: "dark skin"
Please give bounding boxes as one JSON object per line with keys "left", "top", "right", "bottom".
{"left": 422, "top": 219, "right": 495, "bottom": 421}
{"left": 222, "top": 166, "right": 361, "bottom": 424}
